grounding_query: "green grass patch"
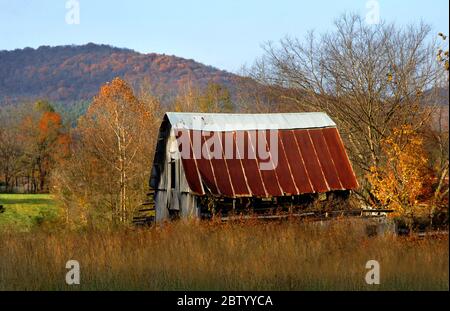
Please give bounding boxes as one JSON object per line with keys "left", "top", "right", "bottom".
{"left": 0, "top": 194, "right": 61, "bottom": 231}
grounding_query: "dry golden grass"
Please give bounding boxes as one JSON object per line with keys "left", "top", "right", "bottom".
{"left": 0, "top": 219, "right": 448, "bottom": 290}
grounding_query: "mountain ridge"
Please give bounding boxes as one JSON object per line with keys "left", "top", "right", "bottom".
{"left": 0, "top": 43, "right": 239, "bottom": 105}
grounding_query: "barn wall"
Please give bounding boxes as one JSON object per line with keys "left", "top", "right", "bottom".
{"left": 155, "top": 190, "right": 169, "bottom": 222}
{"left": 155, "top": 127, "right": 200, "bottom": 222}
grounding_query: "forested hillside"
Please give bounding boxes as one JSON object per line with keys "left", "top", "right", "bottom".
{"left": 0, "top": 43, "right": 238, "bottom": 105}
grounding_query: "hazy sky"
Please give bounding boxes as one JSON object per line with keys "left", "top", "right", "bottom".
{"left": 0, "top": 0, "right": 448, "bottom": 72}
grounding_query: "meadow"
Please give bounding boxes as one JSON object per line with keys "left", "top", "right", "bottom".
{"left": 0, "top": 196, "right": 448, "bottom": 291}
{"left": 0, "top": 193, "right": 61, "bottom": 232}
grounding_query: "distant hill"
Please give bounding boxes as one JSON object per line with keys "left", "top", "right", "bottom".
{"left": 421, "top": 86, "right": 449, "bottom": 131}
{"left": 0, "top": 43, "right": 239, "bottom": 105}
{"left": 422, "top": 86, "right": 449, "bottom": 106}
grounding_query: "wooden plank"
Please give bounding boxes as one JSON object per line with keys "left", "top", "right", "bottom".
{"left": 138, "top": 208, "right": 155, "bottom": 212}
{"left": 132, "top": 216, "right": 155, "bottom": 220}
{"left": 219, "top": 209, "right": 394, "bottom": 221}
{"left": 221, "top": 212, "right": 316, "bottom": 221}
{"left": 141, "top": 202, "right": 154, "bottom": 206}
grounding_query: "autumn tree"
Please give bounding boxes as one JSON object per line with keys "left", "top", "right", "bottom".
{"left": 173, "top": 81, "right": 234, "bottom": 113}
{"left": 232, "top": 73, "right": 304, "bottom": 113}
{"left": 173, "top": 80, "right": 202, "bottom": 112}
{"left": 437, "top": 32, "right": 449, "bottom": 75}
{"left": 36, "top": 110, "right": 68, "bottom": 191}
{"left": 0, "top": 101, "right": 67, "bottom": 193}
{"left": 246, "top": 14, "right": 440, "bottom": 200}
{"left": 23, "top": 102, "right": 67, "bottom": 192}
{"left": 368, "top": 125, "right": 432, "bottom": 218}
{"left": 422, "top": 32, "right": 450, "bottom": 211}
{"left": 422, "top": 93, "right": 449, "bottom": 211}
{"left": 199, "top": 83, "right": 234, "bottom": 112}
{"left": 51, "top": 78, "right": 161, "bottom": 225}
{"left": 0, "top": 112, "right": 23, "bottom": 192}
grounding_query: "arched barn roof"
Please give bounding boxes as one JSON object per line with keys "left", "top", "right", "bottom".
{"left": 151, "top": 112, "right": 359, "bottom": 198}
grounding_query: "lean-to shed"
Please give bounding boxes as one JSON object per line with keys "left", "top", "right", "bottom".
{"left": 149, "top": 112, "right": 358, "bottom": 221}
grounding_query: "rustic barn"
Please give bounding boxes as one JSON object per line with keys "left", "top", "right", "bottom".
{"left": 147, "top": 112, "right": 359, "bottom": 222}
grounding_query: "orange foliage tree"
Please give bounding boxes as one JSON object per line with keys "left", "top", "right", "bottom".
{"left": 15, "top": 102, "right": 68, "bottom": 192}
{"left": 52, "top": 78, "right": 161, "bottom": 225}
{"left": 36, "top": 111, "right": 69, "bottom": 191}
{"left": 368, "top": 125, "right": 432, "bottom": 217}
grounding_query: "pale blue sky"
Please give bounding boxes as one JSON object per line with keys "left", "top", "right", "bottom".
{"left": 0, "top": 0, "right": 448, "bottom": 72}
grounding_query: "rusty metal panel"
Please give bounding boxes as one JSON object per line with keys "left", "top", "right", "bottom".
{"left": 221, "top": 132, "right": 251, "bottom": 196}
{"left": 248, "top": 130, "right": 283, "bottom": 197}
{"left": 279, "top": 130, "right": 314, "bottom": 194}
{"left": 272, "top": 130, "right": 298, "bottom": 195}
{"left": 201, "top": 132, "right": 235, "bottom": 197}
{"left": 179, "top": 158, "right": 203, "bottom": 194}
{"left": 174, "top": 125, "right": 358, "bottom": 197}
{"left": 235, "top": 131, "right": 267, "bottom": 197}
{"left": 308, "top": 129, "right": 344, "bottom": 190}
{"left": 190, "top": 130, "right": 220, "bottom": 195}
{"left": 293, "top": 130, "right": 329, "bottom": 193}
{"left": 175, "top": 129, "right": 204, "bottom": 195}
{"left": 322, "top": 128, "right": 359, "bottom": 190}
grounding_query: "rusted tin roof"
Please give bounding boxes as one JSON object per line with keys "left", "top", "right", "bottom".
{"left": 155, "top": 112, "right": 359, "bottom": 197}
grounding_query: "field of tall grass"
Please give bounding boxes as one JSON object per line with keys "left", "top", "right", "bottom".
{"left": 0, "top": 219, "right": 448, "bottom": 291}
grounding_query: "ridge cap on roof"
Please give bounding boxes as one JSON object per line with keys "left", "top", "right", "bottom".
{"left": 165, "top": 111, "right": 328, "bottom": 116}
{"left": 165, "top": 111, "right": 336, "bottom": 131}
